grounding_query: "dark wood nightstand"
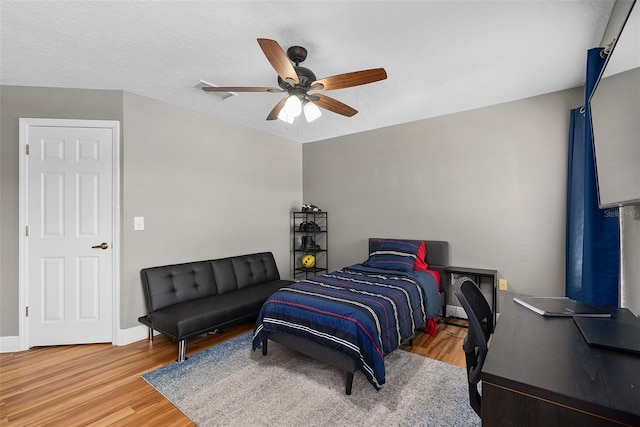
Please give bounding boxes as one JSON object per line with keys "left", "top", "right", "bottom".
{"left": 444, "top": 266, "right": 498, "bottom": 327}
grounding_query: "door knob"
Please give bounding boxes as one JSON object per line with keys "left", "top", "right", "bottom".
{"left": 91, "top": 242, "right": 109, "bottom": 250}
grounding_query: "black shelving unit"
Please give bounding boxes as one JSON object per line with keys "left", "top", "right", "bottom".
{"left": 291, "top": 211, "right": 327, "bottom": 279}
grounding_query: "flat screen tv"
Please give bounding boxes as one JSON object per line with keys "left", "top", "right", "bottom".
{"left": 589, "top": 0, "right": 640, "bottom": 208}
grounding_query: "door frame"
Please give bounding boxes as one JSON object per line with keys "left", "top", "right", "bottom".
{"left": 18, "top": 118, "right": 121, "bottom": 350}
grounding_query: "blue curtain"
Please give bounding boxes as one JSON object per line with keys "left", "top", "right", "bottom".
{"left": 565, "top": 48, "right": 620, "bottom": 306}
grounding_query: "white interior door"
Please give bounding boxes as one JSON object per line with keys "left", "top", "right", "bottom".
{"left": 22, "top": 120, "right": 118, "bottom": 346}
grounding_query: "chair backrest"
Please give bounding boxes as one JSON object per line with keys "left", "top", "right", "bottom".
{"left": 453, "top": 276, "right": 493, "bottom": 417}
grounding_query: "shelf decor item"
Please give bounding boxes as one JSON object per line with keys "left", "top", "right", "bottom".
{"left": 301, "top": 254, "right": 316, "bottom": 268}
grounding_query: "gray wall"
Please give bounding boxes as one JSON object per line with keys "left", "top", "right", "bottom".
{"left": 3, "top": 83, "right": 636, "bottom": 338}
{"left": 303, "top": 88, "right": 585, "bottom": 310}
{"left": 591, "top": 67, "right": 640, "bottom": 207}
{"left": 1, "top": 86, "right": 124, "bottom": 336}
{"left": 592, "top": 66, "right": 640, "bottom": 315}
{"left": 620, "top": 203, "right": 640, "bottom": 315}
{"left": 120, "top": 92, "right": 301, "bottom": 328}
{"left": 0, "top": 86, "right": 302, "bottom": 335}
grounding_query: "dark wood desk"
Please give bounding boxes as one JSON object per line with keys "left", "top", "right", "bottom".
{"left": 482, "top": 295, "right": 640, "bottom": 426}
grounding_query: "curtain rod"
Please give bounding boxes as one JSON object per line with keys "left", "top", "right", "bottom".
{"left": 600, "top": 39, "right": 616, "bottom": 58}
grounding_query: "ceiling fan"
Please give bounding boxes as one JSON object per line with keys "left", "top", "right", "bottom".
{"left": 202, "top": 38, "right": 387, "bottom": 123}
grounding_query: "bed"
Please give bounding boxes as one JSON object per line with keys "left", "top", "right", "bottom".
{"left": 252, "top": 238, "right": 450, "bottom": 394}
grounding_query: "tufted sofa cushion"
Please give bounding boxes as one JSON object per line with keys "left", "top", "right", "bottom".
{"left": 144, "top": 282, "right": 286, "bottom": 339}
{"left": 141, "top": 261, "right": 217, "bottom": 313}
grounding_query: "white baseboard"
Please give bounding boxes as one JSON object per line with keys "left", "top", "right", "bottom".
{"left": 444, "top": 304, "right": 500, "bottom": 322}
{"left": 0, "top": 336, "right": 22, "bottom": 353}
{"left": 446, "top": 304, "right": 468, "bottom": 319}
{"left": 6, "top": 313, "right": 504, "bottom": 353}
{"left": 116, "top": 324, "right": 151, "bottom": 346}
{"left": 0, "top": 325, "right": 154, "bottom": 353}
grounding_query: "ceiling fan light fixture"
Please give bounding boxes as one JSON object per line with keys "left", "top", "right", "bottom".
{"left": 303, "top": 101, "right": 322, "bottom": 122}
{"left": 210, "top": 39, "right": 387, "bottom": 123}
{"left": 277, "top": 108, "right": 295, "bottom": 124}
{"left": 284, "top": 94, "right": 302, "bottom": 117}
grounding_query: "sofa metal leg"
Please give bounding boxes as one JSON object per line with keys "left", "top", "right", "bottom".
{"left": 262, "top": 339, "right": 268, "bottom": 355}
{"left": 345, "top": 371, "right": 354, "bottom": 395}
{"left": 177, "top": 340, "right": 187, "bottom": 362}
{"left": 148, "top": 327, "right": 154, "bottom": 342}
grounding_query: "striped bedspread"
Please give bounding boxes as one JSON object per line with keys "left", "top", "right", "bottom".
{"left": 252, "top": 264, "right": 440, "bottom": 389}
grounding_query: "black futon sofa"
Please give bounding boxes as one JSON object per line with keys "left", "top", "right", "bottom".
{"left": 138, "top": 251, "right": 293, "bottom": 361}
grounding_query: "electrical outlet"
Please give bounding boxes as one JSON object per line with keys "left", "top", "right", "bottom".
{"left": 499, "top": 279, "right": 508, "bottom": 291}
{"left": 134, "top": 216, "right": 145, "bottom": 231}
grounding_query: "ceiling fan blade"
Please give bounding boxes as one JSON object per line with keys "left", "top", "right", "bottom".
{"left": 311, "top": 94, "right": 358, "bottom": 117}
{"left": 257, "top": 38, "right": 300, "bottom": 85}
{"left": 266, "top": 98, "right": 287, "bottom": 120}
{"left": 312, "top": 68, "right": 387, "bottom": 91}
{"left": 203, "top": 86, "right": 283, "bottom": 93}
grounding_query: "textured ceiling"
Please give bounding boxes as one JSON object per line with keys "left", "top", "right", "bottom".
{"left": 1, "top": 1, "right": 616, "bottom": 143}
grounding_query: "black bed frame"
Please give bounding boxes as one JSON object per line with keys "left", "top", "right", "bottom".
{"left": 261, "top": 238, "right": 450, "bottom": 395}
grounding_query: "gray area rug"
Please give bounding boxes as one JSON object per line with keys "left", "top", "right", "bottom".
{"left": 142, "top": 333, "right": 480, "bottom": 426}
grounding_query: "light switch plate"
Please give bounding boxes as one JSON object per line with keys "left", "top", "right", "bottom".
{"left": 134, "top": 216, "right": 144, "bottom": 231}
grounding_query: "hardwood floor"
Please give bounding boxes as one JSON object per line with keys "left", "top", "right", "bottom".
{"left": 0, "top": 320, "right": 467, "bottom": 426}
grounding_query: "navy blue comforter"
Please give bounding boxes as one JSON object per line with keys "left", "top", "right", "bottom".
{"left": 252, "top": 264, "right": 440, "bottom": 389}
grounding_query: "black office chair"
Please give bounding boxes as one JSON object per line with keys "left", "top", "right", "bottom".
{"left": 453, "top": 276, "right": 494, "bottom": 417}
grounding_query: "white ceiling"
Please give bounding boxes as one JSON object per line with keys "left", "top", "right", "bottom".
{"left": 1, "top": 1, "right": 616, "bottom": 143}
